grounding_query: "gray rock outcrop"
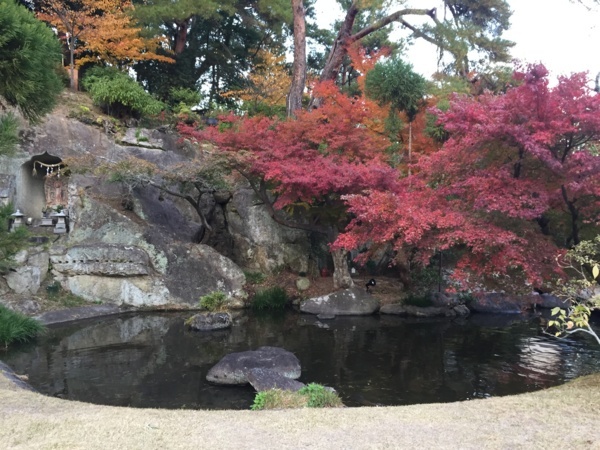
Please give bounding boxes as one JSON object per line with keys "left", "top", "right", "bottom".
{"left": 120, "top": 128, "right": 165, "bottom": 149}
{"left": 226, "top": 189, "right": 310, "bottom": 274}
{"left": 3, "top": 111, "right": 311, "bottom": 308}
{"left": 206, "top": 346, "right": 301, "bottom": 385}
{"left": 4, "top": 249, "right": 49, "bottom": 295}
{"left": 186, "top": 312, "right": 232, "bottom": 331}
{"left": 50, "top": 244, "right": 150, "bottom": 276}
{"left": 300, "top": 288, "right": 379, "bottom": 316}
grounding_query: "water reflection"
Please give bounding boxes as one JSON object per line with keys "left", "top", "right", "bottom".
{"left": 4, "top": 311, "right": 599, "bottom": 410}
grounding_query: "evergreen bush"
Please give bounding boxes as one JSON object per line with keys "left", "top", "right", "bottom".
{"left": 0, "top": 0, "right": 63, "bottom": 123}
{"left": 0, "top": 304, "right": 45, "bottom": 350}
{"left": 251, "top": 286, "right": 287, "bottom": 311}
{"left": 244, "top": 271, "right": 266, "bottom": 285}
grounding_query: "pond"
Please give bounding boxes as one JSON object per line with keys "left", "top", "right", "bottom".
{"left": 3, "top": 311, "right": 600, "bottom": 410}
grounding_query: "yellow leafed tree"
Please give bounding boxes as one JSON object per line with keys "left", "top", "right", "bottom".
{"left": 223, "top": 50, "right": 291, "bottom": 114}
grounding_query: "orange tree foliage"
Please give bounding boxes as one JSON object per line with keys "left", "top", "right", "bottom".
{"left": 337, "top": 64, "right": 600, "bottom": 292}
{"left": 179, "top": 81, "right": 397, "bottom": 287}
{"left": 38, "top": 0, "right": 173, "bottom": 72}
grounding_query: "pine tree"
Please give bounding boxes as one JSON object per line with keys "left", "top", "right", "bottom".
{"left": 0, "top": 0, "right": 63, "bottom": 154}
{"left": 0, "top": 0, "right": 63, "bottom": 122}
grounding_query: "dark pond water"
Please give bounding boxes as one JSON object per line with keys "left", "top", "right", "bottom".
{"left": 3, "top": 311, "right": 600, "bottom": 410}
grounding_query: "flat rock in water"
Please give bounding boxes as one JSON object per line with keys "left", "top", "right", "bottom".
{"left": 300, "top": 288, "right": 379, "bottom": 316}
{"left": 35, "top": 304, "right": 123, "bottom": 325}
{"left": 206, "top": 346, "right": 301, "bottom": 385}
{"left": 380, "top": 304, "right": 457, "bottom": 318}
{"left": 246, "top": 368, "right": 306, "bottom": 392}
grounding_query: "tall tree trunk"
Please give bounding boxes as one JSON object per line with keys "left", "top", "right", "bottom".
{"left": 287, "top": 0, "right": 306, "bottom": 117}
{"left": 561, "top": 185, "right": 580, "bottom": 247}
{"left": 332, "top": 248, "right": 354, "bottom": 289}
{"left": 318, "top": 4, "right": 360, "bottom": 85}
{"left": 408, "top": 121, "right": 412, "bottom": 177}
{"left": 174, "top": 18, "right": 191, "bottom": 54}
{"left": 69, "top": 39, "right": 75, "bottom": 90}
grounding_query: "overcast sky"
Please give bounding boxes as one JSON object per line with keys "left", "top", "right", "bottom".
{"left": 314, "top": 0, "right": 600, "bottom": 81}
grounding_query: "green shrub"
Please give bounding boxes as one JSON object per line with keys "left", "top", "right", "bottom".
{"left": 244, "top": 271, "right": 266, "bottom": 285}
{"left": 199, "top": 291, "right": 227, "bottom": 311}
{"left": 0, "top": 304, "right": 45, "bottom": 349}
{"left": 82, "top": 67, "right": 164, "bottom": 118}
{"left": 251, "top": 286, "right": 287, "bottom": 311}
{"left": 251, "top": 384, "right": 343, "bottom": 410}
{"left": 403, "top": 294, "right": 433, "bottom": 308}
{"left": 299, "top": 383, "right": 344, "bottom": 408}
{"left": 251, "top": 389, "right": 306, "bottom": 410}
{"left": 168, "top": 87, "right": 201, "bottom": 107}
{"left": 411, "top": 264, "right": 443, "bottom": 292}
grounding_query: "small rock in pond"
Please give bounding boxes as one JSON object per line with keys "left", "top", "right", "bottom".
{"left": 186, "top": 312, "right": 232, "bottom": 331}
{"left": 317, "top": 313, "right": 335, "bottom": 320}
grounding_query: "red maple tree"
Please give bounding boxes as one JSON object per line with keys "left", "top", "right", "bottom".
{"left": 337, "top": 64, "right": 600, "bottom": 291}
{"left": 179, "top": 81, "right": 396, "bottom": 288}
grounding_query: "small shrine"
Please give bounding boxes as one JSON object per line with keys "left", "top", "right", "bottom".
{"left": 38, "top": 161, "right": 68, "bottom": 214}
{"left": 17, "top": 153, "right": 69, "bottom": 231}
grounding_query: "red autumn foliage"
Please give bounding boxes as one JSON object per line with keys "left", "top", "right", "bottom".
{"left": 338, "top": 64, "right": 600, "bottom": 291}
{"left": 180, "top": 82, "right": 396, "bottom": 218}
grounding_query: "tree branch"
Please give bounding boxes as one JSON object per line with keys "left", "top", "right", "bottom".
{"left": 147, "top": 180, "right": 212, "bottom": 231}
{"left": 349, "top": 8, "right": 438, "bottom": 44}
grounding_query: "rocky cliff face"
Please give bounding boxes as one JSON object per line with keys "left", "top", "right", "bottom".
{"left": 0, "top": 104, "right": 310, "bottom": 310}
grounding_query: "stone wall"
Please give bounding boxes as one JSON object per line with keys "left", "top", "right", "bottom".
{"left": 0, "top": 113, "right": 313, "bottom": 309}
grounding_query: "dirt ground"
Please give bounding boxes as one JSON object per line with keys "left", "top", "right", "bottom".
{"left": 258, "top": 271, "right": 407, "bottom": 308}
{"left": 1, "top": 365, "right": 599, "bottom": 449}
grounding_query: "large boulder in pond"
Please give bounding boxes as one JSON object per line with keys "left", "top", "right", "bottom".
{"left": 206, "top": 346, "right": 301, "bottom": 385}
{"left": 300, "top": 288, "right": 379, "bottom": 316}
{"left": 430, "top": 292, "right": 462, "bottom": 308}
{"left": 246, "top": 368, "right": 306, "bottom": 392}
{"left": 186, "top": 312, "right": 232, "bottom": 331}
{"left": 468, "top": 292, "right": 536, "bottom": 314}
{"left": 538, "top": 293, "right": 570, "bottom": 309}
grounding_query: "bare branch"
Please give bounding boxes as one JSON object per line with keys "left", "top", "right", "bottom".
{"left": 349, "top": 8, "right": 438, "bottom": 44}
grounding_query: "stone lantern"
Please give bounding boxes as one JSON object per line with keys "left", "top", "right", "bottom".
{"left": 10, "top": 209, "right": 24, "bottom": 232}
{"left": 53, "top": 210, "right": 68, "bottom": 234}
